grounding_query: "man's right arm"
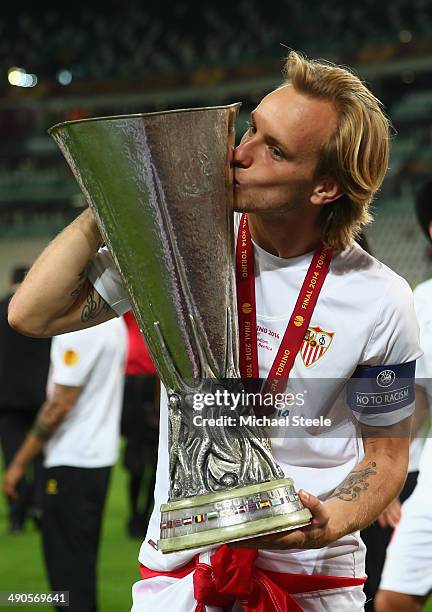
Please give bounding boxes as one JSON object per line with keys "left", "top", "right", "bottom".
{"left": 8, "top": 209, "right": 117, "bottom": 337}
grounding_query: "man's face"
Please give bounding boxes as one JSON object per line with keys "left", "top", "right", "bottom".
{"left": 233, "top": 85, "right": 338, "bottom": 214}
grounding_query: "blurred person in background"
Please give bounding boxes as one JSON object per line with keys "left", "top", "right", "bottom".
{"left": 8, "top": 52, "right": 422, "bottom": 611}
{"left": 362, "top": 412, "right": 424, "bottom": 611}
{"left": 122, "top": 311, "right": 159, "bottom": 539}
{"left": 0, "top": 266, "right": 51, "bottom": 532}
{"left": 357, "top": 232, "right": 425, "bottom": 611}
{"left": 375, "top": 180, "right": 432, "bottom": 612}
{"left": 3, "top": 318, "right": 127, "bottom": 612}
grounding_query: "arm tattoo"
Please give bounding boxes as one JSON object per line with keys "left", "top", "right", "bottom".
{"left": 70, "top": 265, "right": 90, "bottom": 299}
{"left": 328, "top": 461, "right": 377, "bottom": 502}
{"left": 32, "top": 419, "right": 54, "bottom": 442}
{"left": 81, "top": 283, "right": 110, "bottom": 323}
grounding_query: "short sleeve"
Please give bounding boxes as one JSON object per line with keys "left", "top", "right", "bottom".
{"left": 350, "top": 274, "right": 422, "bottom": 426}
{"left": 87, "top": 247, "right": 131, "bottom": 315}
{"left": 362, "top": 275, "right": 422, "bottom": 366}
{"left": 51, "top": 330, "right": 102, "bottom": 387}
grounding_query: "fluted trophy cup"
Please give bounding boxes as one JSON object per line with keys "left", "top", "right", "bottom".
{"left": 49, "top": 105, "right": 311, "bottom": 553}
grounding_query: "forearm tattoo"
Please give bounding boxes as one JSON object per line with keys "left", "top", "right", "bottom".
{"left": 328, "top": 461, "right": 377, "bottom": 502}
{"left": 70, "top": 265, "right": 90, "bottom": 299}
{"left": 81, "top": 283, "right": 110, "bottom": 323}
{"left": 32, "top": 419, "right": 54, "bottom": 442}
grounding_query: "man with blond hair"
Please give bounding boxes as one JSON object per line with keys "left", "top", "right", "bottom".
{"left": 9, "top": 52, "right": 421, "bottom": 611}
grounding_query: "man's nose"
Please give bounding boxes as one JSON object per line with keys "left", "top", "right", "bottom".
{"left": 232, "top": 139, "right": 253, "bottom": 169}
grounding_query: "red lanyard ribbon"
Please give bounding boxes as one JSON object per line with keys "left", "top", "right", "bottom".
{"left": 235, "top": 213, "right": 332, "bottom": 396}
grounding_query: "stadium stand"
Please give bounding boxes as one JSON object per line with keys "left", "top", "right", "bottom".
{"left": 1, "top": 1, "right": 432, "bottom": 284}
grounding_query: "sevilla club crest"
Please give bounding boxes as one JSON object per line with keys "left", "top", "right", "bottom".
{"left": 301, "top": 326, "right": 334, "bottom": 367}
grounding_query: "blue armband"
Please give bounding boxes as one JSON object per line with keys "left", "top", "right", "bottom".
{"left": 347, "top": 361, "right": 415, "bottom": 415}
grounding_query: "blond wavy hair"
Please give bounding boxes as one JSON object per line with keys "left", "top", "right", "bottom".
{"left": 283, "top": 51, "right": 391, "bottom": 250}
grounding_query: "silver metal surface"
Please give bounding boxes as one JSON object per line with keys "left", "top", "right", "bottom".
{"left": 158, "top": 478, "right": 311, "bottom": 553}
{"left": 160, "top": 480, "right": 303, "bottom": 537}
{"left": 49, "top": 105, "right": 283, "bottom": 497}
{"left": 49, "top": 106, "right": 311, "bottom": 550}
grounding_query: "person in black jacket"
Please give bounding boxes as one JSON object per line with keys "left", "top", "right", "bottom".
{"left": 0, "top": 266, "right": 51, "bottom": 532}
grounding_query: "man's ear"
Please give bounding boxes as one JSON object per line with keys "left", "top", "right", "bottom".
{"left": 310, "top": 177, "right": 344, "bottom": 206}
{"left": 428, "top": 220, "right": 432, "bottom": 241}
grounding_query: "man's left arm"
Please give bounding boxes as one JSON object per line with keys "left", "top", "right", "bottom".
{"left": 3, "top": 384, "right": 81, "bottom": 500}
{"left": 235, "top": 277, "right": 420, "bottom": 550}
{"left": 233, "top": 417, "right": 410, "bottom": 550}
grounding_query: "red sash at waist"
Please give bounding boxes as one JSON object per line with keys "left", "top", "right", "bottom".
{"left": 139, "top": 544, "right": 365, "bottom": 612}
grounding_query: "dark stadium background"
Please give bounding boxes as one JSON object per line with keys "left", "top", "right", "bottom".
{"left": 1, "top": 1, "right": 432, "bottom": 610}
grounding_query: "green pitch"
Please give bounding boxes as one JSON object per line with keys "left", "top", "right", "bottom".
{"left": 0, "top": 460, "right": 142, "bottom": 611}
{"left": 1, "top": 460, "right": 432, "bottom": 611}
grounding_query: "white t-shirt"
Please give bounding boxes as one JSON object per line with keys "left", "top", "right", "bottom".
{"left": 411, "top": 278, "right": 432, "bottom": 478}
{"left": 413, "top": 278, "right": 432, "bottom": 399}
{"left": 44, "top": 317, "right": 127, "bottom": 469}
{"left": 89, "top": 227, "right": 421, "bottom": 577}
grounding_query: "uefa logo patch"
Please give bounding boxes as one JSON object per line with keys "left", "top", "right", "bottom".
{"left": 63, "top": 350, "right": 79, "bottom": 366}
{"left": 301, "top": 326, "right": 334, "bottom": 367}
{"left": 376, "top": 369, "right": 396, "bottom": 388}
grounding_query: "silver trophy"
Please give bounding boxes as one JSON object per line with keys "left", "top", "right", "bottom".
{"left": 49, "top": 106, "right": 311, "bottom": 553}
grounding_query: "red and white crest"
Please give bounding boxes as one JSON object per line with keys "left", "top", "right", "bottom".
{"left": 301, "top": 326, "right": 334, "bottom": 367}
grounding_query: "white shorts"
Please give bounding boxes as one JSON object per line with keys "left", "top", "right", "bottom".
{"left": 131, "top": 552, "right": 366, "bottom": 612}
{"left": 379, "top": 477, "right": 432, "bottom": 596}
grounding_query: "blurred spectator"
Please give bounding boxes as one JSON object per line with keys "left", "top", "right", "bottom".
{"left": 3, "top": 319, "right": 127, "bottom": 612}
{"left": 415, "top": 176, "right": 432, "bottom": 249}
{"left": 122, "top": 312, "right": 159, "bottom": 539}
{"left": 356, "top": 231, "right": 373, "bottom": 254}
{"left": 3, "top": 1, "right": 432, "bottom": 86}
{"left": 374, "top": 179, "right": 432, "bottom": 611}
{"left": 358, "top": 222, "right": 427, "bottom": 610}
{"left": 0, "top": 266, "right": 51, "bottom": 532}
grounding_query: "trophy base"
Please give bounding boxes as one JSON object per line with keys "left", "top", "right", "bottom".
{"left": 158, "top": 478, "right": 312, "bottom": 553}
